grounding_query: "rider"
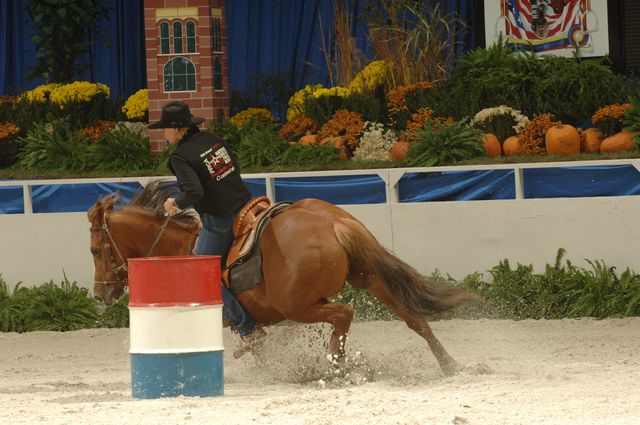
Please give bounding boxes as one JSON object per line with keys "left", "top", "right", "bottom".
{"left": 149, "top": 100, "right": 266, "bottom": 357}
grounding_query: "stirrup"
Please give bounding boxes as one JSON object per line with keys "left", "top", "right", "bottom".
{"left": 233, "top": 327, "right": 267, "bottom": 359}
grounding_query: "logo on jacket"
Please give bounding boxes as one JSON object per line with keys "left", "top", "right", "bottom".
{"left": 202, "top": 143, "right": 235, "bottom": 181}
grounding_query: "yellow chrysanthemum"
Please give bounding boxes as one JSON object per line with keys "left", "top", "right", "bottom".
{"left": 229, "top": 107, "right": 273, "bottom": 128}
{"left": 348, "top": 60, "right": 389, "bottom": 93}
{"left": 19, "top": 83, "right": 61, "bottom": 103}
{"left": 286, "top": 84, "right": 323, "bottom": 122}
{"left": 49, "top": 81, "right": 110, "bottom": 106}
{"left": 122, "top": 89, "right": 149, "bottom": 120}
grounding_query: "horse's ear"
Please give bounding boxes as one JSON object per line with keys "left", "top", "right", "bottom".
{"left": 88, "top": 199, "right": 103, "bottom": 222}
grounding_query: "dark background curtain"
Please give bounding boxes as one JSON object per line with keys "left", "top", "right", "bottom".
{"left": 1, "top": 0, "right": 478, "bottom": 99}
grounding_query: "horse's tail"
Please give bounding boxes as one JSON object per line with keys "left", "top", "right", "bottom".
{"left": 332, "top": 218, "right": 483, "bottom": 314}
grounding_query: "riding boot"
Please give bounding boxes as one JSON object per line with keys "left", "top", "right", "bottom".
{"left": 233, "top": 326, "right": 267, "bottom": 359}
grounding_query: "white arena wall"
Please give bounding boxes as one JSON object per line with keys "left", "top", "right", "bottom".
{"left": 2, "top": 160, "right": 640, "bottom": 293}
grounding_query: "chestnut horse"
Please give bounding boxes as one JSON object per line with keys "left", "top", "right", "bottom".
{"left": 88, "top": 181, "right": 482, "bottom": 375}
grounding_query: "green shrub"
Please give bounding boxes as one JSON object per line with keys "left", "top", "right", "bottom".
{"left": 18, "top": 121, "right": 90, "bottom": 171}
{"left": 303, "top": 91, "right": 387, "bottom": 126}
{"left": 86, "top": 127, "right": 153, "bottom": 171}
{"left": 276, "top": 143, "right": 342, "bottom": 168}
{"left": 235, "top": 125, "right": 287, "bottom": 169}
{"left": 22, "top": 277, "right": 99, "bottom": 331}
{"left": 97, "top": 293, "right": 130, "bottom": 328}
{"left": 331, "top": 282, "right": 396, "bottom": 321}
{"left": 406, "top": 121, "right": 484, "bottom": 166}
{"left": 153, "top": 143, "right": 177, "bottom": 172}
{"left": 426, "top": 42, "right": 632, "bottom": 125}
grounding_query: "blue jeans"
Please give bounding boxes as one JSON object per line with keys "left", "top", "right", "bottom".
{"left": 197, "top": 212, "right": 257, "bottom": 338}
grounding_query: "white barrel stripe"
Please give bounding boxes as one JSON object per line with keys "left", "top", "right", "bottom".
{"left": 129, "top": 305, "right": 224, "bottom": 354}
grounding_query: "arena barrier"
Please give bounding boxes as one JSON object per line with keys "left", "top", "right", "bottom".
{"left": 2, "top": 159, "right": 640, "bottom": 290}
{"left": 128, "top": 255, "right": 224, "bottom": 398}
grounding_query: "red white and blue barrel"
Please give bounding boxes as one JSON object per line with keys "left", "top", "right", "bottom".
{"left": 128, "top": 256, "right": 223, "bottom": 399}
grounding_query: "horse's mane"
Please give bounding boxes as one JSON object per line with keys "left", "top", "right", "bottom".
{"left": 125, "top": 179, "right": 201, "bottom": 230}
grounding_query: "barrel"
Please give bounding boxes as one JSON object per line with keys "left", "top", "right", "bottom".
{"left": 127, "top": 255, "right": 223, "bottom": 399}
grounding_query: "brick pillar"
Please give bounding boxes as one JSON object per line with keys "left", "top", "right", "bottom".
{"left": 144, "top": 0, "right": 230, "bottom": 155}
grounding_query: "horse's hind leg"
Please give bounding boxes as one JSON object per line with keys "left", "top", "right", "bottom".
{"left": 363, "top": 281, "right": 459, "bottom": 375}
{"left": 287, "top": 302, "right": 355, "bottom": 359}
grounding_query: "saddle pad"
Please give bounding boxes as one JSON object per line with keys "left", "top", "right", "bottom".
{"left": 228, "top": 248, "right": 263, "bottom": 295}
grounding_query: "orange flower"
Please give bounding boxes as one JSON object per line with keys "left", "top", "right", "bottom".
{"left": 81, "top": 120, "right": 116, "bottom": 141}
{"left": 0, "top": 122, "right": 20, "bottom": 139}
{"left": 518, "top": 113, "right": 559, "bottom": 156}
{"left": 387, "top": 81, "right": 433, "bottom": 126}
{"left": 278, "top": 115, "right": 319, "bottom": 140}
{"left": 404, "top": 108, "right": 453, "bottom": 141}
{"left": 318, "top": 110, "right": 365, "bottom": 155}
{"left": 591, "top": 103, "right": 632, "bottom": 124}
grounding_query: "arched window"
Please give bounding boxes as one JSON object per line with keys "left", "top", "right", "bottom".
{"left": 213, "top": 56, "right": 223, "bottom": 90}
{"left": 164, "top": 57, "right": 196, "bottom": 92}
{"left": 212, "top": 18, "right": 222, "bottom": 53}
{"left": 159, "top": 22, "right": 170, "bottom": 54}
{"left": 173, "top": 22, "right": 183, "bottom": 53}
{"left": 186, "top": 21, "right": 197, "bottom": 53}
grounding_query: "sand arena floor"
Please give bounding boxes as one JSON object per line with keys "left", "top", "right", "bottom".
{"left": 1, "top": 318, "right": 639, "bottom": 425}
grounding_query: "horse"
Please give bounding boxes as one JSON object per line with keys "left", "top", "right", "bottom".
{"left": 88, "top": 180, "right": 483, "bottom": 375}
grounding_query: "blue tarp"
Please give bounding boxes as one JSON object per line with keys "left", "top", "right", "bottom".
{"left": 4, "top": 165, "right": 640, "bottom": 214}
{"left": 30, "top": 182, "right": 143, "bottom": 213}
{"left": 0, "top": 185, "right": 24, "bottom": 214}
{"left": 522, "top": 165, "right": 640, "bottom": 198}
{"left": 398, "top": 170, "right": 516, "bottom": 202}
{"left": 274, "top": 174, "right": 386, "bottom": 204}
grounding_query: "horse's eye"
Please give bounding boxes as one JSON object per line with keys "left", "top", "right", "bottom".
{"left": 91, "top": 249, "right": 100, "bottom": 257}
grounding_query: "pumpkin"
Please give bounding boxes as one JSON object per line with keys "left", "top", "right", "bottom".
{"left": 390, "top": 140, "right": 411, "bottom": 162}
{"left": 482, "top": 133, "right": 501, "bottom": 157}
{"left": 320, "top": 136, "right": 348, "bottom": 160}
{"left": 502, "top": 136, "right": 520, "bottom": 156}
{"left": 580, "top": 128, "right": 602, "bottom": 153}
{"left": 298, "top": 134, "right": 319, "bottom": 145}
{"left": 545, "top": 124, "right": 580, "bottom": 156}
{"left": 600, "top": 131, "right": 636, "bottom": 153}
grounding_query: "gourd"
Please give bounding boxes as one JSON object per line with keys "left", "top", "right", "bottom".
{"left": 600, "top": 131, "right": 635, "bottom": 153}
{"left": 502, "top": 136, "right": 520, "bottom": 156}
{"left": 545, "top": 124, "right": 580, "bottom": 155}
{"left": 482, "top": 133, "right": 501, "bottom": 157}
{"left": 298, "top": 134, "right": 319, "bottom": 145}
{"left": 580, "top": 128, "right": 602, "bottom": 153}
{"left": 390, "top": 140, "right": 411, "bottom": 162}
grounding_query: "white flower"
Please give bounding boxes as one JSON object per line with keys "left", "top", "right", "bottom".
{"left": 353, "top": 121, "right": 396, "bottom": 161}
{"left": 471, "top": 105, "right": 530, "bottom": 135}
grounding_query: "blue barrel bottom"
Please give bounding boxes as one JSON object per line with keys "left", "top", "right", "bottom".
{"left": 131, "top": 351, "right": 223, "bottom": 399}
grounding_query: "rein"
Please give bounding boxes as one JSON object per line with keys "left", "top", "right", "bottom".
{"left": 91, "top": 211, "right": 171, "bottom": 287}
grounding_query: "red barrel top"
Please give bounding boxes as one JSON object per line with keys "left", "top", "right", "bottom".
{"left": 128, "top": 256, "right": 222, "bottom": 307}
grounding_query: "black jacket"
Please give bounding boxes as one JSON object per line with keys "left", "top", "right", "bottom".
{"left": 169, "top": 127, "right": 251, "bottom": 217}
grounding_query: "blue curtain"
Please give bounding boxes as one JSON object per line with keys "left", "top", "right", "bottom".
{"left": 0, "top": 0, "right": 145, "bottom": 99}
{"left": 1, "top": 0, "right": 478, "bottom": 99}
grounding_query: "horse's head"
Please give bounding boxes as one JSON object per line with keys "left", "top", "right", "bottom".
{"left": 88, "top": 181, "right": 202, "bottom": 306}
{"left": 88, "top": 194, "right": 127, "bottom": 306}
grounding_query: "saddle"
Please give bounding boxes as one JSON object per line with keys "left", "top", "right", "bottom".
{"left": 223, "top": 196, "right": 291, "bottom": 293}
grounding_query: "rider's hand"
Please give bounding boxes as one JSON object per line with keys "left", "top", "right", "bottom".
{"left": 163, "top": 198, "right": 178, "bottom": 216}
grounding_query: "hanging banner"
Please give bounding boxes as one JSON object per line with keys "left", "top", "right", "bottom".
{"left": 486, "top": 0, "right": 609, "bottom": 57}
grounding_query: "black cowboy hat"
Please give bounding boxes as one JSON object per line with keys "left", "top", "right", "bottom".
{"left": 148, "top": 101, "right": 205, "bottom": 129}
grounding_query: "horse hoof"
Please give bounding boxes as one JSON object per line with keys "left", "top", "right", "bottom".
{"left": 441, "top": 361, "right": 461, "bottom": 376}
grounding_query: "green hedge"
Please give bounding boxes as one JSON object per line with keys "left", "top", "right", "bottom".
{"left": 2, "top": 249, "right": 640, "bottom": 333}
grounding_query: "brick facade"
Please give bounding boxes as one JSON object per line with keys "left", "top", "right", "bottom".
{"left": 143, "top": 0, "right": 229, "bottom": 154}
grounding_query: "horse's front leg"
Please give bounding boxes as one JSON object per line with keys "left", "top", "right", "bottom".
{"left": 288, "top": 302, "right": 355, "bottom": 360}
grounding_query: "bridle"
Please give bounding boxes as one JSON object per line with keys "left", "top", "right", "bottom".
{"left": 90, "top": 210, "right": 171, "bottom": 288}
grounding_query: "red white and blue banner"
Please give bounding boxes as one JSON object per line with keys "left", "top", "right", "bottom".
{"left": 486, "top": 0, "right": 609, "bottom": 57}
